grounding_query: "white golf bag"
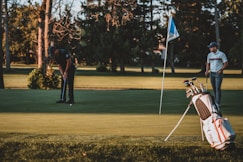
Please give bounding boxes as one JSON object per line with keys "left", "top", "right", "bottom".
{"left": 185, "top": 78, "right": 236, "bottom": 150}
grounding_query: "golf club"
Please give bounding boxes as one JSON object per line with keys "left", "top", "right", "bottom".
{"left": 61, "top": 78, "right": 67, "bottom": 101}
{"left": 192, "top": 77, "right": 206, "bottom": 93}
{"left": 184, "top": 80, "right": 198, "bottom": 96}
{"left": 183, "top": 80, "right": 190, "bottom": 86}
{"left": 186, "top": 88, "right": 194, "bottom": 98}
{"left": 181, "top": 77, "right": 236, "bottom": 150}
{"left": 188, "top": 80, "right": 200, "bottom": 94}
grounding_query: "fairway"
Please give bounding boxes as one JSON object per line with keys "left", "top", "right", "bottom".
{"left": 3, "top": 67, "right": 243, "bottom": 90}
{"left": 1, "top": 67, "right": 243, "bottom": 161}
{"left": 4, "top": 73, "right": 243, "bottom": 90}
{"left": 0, "top": 113, "right": 242, "bottom": 138}
{"left": 1, "top": 89, "right": 243, "bottom": 161}
{"left": 0, "top": 89, "right": 243, "bottom": 137}
{"left": 1, "top": 68, "right": 243, "bottom": 137}
{"left": 0, "top": 113, "right": 203, "bottom": 136}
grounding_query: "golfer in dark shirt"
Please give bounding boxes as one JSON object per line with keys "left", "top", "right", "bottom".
{"left": 51, "top": 47, "right": 76, "bottom": 104}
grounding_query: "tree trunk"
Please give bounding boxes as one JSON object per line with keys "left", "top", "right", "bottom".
{"left": 37, "top": 1, "right": 46, "bottom": 69}
{"left": 111, "top": 57, "right": 117, "bottom": 72}
{"left": 151, "top": 61, "right": 155, "bottom": 73}
{"left": 151, "top": 52, "right": 156, "bottom": 73}
{"left": 119, "top": 59, "right": 125, "bottom": 73}
{"left": 140, "top": 59, "right": 144, "bottom": 73}
{"left": 44, "top": 0, "right": 50, "bottom": 59}
{"left": 4, "top": 0, "right": 10, "bottom": 71}
{"left": 0, "top": 0, "right": 5, "bottom": 88}
{"left": 170, "top": 43, "right": 175, "bottom": 74}
{"left": 37, "top": 17, "right": 43, "bottom": 69}
{"left": 214, "top": 0, "right": 220, "bottom": 49}
{"left": 241, "top": 14, "right": 243, "bottom": 75}
{"left": 43, "top": 0, "right": 51, "bottom": 74}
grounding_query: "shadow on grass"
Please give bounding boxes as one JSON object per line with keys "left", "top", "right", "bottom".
{"left": 0, "top": 133, "right": 242, "bottom": 161}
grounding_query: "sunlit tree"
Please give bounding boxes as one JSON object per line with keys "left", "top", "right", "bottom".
{"left": 3, "top": 0, "right": 10, "bottom": 71}
{"left": 6, "top": 3, "right": 38, "bottom": 64}
{"left": 171, "top": 0, "right": 215, "bottom": 69}
{"left": 218, "top": 0, "right": 242, "bottom": 74}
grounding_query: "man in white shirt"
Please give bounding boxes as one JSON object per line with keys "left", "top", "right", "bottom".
{"left": 205, "top": 42, "right": 228, "bottom": 108}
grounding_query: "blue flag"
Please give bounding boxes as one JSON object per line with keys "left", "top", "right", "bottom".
{"left": 167, "top": 16, "right": 179, "bottom": 42}
{"left": 159, "top": 16, "right": 179, "bottom": 115}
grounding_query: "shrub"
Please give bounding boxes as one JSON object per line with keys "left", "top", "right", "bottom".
{"left": 154, "top": 68, "right": 159, "bottom": 74}
{"left": 27, "top": 68, "right": 60, "bottom": 89}
{"left": 96, "top": 64, "right": 108, "bottom": 72}
{"left": 27, "top": 69, "right": 45, "bottom": 89}
{"left": 44, "top": 66, "right": 60, "bottom": 89}
{"left": 43, "top": 73, "right": 60, "bottom": 89}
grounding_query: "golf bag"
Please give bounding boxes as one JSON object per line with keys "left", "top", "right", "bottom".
{"left": 184, "top": 78, "right": 236, "bottom": 150}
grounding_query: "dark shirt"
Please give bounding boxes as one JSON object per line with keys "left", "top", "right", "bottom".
{"left": 55, "top": 49, "right": 74, "bottom": 70}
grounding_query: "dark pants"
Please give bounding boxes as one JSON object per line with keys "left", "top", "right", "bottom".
{"left": 60, "top": 66, "right": 76, "bottom": 102}
{"left": 210, "top": 72, "right": 223, "bottom": 107}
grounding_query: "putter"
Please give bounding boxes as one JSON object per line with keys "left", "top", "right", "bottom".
{"left": 61, "top": 78, "right": 67, "bottom": 101}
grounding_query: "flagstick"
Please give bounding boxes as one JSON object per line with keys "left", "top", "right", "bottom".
{"left": 159, "top": 30, "right": 170, "bottom": 115}
{"left": 158, "top": 15, "right": 179, "bottom": 115}
{"left": 159, "top": 39, "right": 169, "bottom": 115}
{"left": 158, "top": 16, "right": 172, "bottom": 115}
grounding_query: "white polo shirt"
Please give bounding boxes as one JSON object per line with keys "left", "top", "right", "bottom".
{"left": 207, "top": 50, "right": 228, "bottom": 72}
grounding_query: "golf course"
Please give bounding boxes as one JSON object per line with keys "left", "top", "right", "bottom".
{"left": 0, "top": 66, "right": 243, "bottom": 161}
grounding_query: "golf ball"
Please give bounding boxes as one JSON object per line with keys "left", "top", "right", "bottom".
{"left": 69, "top": 104, "right": 72, "bottom": 106}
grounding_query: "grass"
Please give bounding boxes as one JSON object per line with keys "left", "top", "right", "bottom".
{"left": 3, "top": 66, "right": 243, "bottom": 90}
{"left": 1, "top": 89, "right": 243, "bottom": 115}
{"left": 0, "top": 89, "right": 243, "bottom": 161}
{"left": 1, "top": 66, "right": 243, "bottom": 161}
{"left": 1, "top": 135, "right": 242, "bottom": 161}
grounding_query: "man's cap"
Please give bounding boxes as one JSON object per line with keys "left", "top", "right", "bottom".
{"left": 48, "top": 46, "right": 56, "bottom": 57}
{"left": 207, "top": 42, "right": 218, "bottom": 48}
{"left": 49, "top": 46, "right": 56, "bottom": 52}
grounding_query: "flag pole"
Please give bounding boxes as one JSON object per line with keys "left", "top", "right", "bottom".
{"left": 158, "top": 17, "right": 171, "bottom": 115}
